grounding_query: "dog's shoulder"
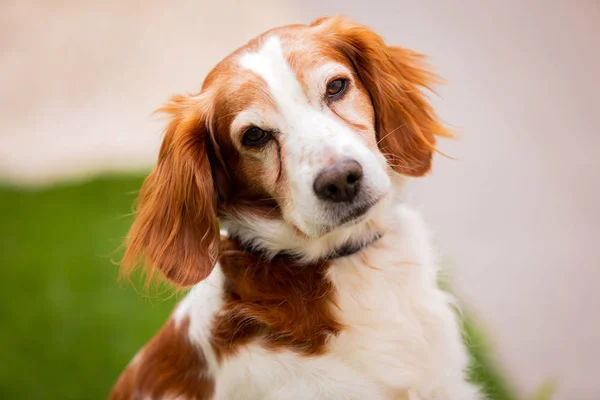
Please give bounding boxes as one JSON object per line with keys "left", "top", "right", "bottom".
{"left": 110, "top": 270, "right": 226, "bottom": 400}
{"left": 109, "top": 314, "right": 215, "bottom": 400}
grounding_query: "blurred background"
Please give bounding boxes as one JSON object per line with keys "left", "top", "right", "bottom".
{"left": 1, "top": 1, "right": 598, "bottom": 399}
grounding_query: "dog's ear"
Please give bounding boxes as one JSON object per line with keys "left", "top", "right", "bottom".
{"left": 315, "top": 16, "right": 451, "bottom": 176}
{"left": 122, "top": 95, "right": 219, "bottom": 287}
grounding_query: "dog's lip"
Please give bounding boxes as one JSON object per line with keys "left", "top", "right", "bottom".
{"left": 337, "top": 196, "right": 381, "bottom": 226}
{"left": 338, "top": 202, "right": 373, "bottom": 225}
{"left": 314, "top": 196, "right": 382, "bottom": 235}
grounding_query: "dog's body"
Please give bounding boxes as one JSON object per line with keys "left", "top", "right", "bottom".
{"left": 111, "top": 17, "right": 481, "bottom": 400}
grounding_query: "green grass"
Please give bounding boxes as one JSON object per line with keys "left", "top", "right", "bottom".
{"left": 0, "top": 175, "right": 518, "bottom": 399}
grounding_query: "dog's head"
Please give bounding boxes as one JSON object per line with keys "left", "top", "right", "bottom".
{"left": 122, "top": 16, "right": 450, "bottom": 286}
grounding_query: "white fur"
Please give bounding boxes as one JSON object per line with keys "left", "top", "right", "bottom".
{"left": 326, "top": 205, "right": 479, "bottom": 399}
{"left": 169, "top": 35, "right": 480, "bottom": 399}
{"left": 174, "top": 267, "right": 225, "bottom": 377}
{"left": 214, "top": 344, "right": 389, "bottom": 400}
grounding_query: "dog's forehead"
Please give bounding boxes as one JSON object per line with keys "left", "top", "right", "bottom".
{"left": 204, "top": 26, "right": 346, "bottom": 112}
{"left": 204, "top": 26, "right": 313, "bottom": 87}
{"left": 236, "top": 35, "right": 307, "bottom": 118}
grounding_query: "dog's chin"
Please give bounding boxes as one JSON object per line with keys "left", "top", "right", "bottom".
{"left": 309, "top": 198, "right": 381, "bottom": 236}
{"left": 337, "top": 203, "right": 374, "bottom": 226}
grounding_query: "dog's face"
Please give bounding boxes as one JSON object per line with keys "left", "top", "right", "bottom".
{"left": 211, "top": 31, "right": 389, "bottom": 238}
{"left": 123, "top": 17, "right": 450, "bottom": 286}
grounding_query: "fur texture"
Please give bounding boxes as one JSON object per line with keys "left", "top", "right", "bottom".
{"left": 111, "top": 16, "right": 480, "bottom": 400}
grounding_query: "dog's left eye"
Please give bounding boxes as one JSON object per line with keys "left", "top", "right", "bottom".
{"left": 242, "top": 127, "right": 271, "bottom": 147}
{"left": 326, "top": 78, "right": 348, "bottom": 99}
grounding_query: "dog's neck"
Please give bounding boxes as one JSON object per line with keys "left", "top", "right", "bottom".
{"left": 230, "top": 229, "right": 384, "bottom": 264}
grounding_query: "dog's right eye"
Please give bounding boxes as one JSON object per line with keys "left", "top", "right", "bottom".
{"left": 242, "top": 127, "right": 271, "bottom": 147}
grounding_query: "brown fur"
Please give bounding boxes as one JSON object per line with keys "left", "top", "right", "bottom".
{"left": 110, "top": 317, "right": 215, "bottom": 400}
{"left": 121, "top": 96, "right": 220, "bottom": 287}
{"left": 211, "top": 238, "right": 342, "bottom": 359}
{"left": 112, "top": 238, "right": 341, "bottom": 398}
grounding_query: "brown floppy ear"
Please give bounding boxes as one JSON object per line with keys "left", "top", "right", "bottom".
{"left": 315, "top": 16, "right": 451, "bottom": 176}
{"left": 122, "top": 95, "right": 219, "bottom": 287}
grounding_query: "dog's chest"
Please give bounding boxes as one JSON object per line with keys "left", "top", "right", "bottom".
{"left": 214, "top": 207, "right": 470, "bottom": 399}
{"left": 324, "top": 238, "right": 448, "bottom": 392}
{"left": 216, "top": 251, "right": 446, "bottom": 400}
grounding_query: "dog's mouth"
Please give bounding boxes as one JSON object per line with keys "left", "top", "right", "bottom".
{"left": 338, "top": 202, "right": 375, "bottom": 225}
{"left": 318, "top": 197, "right": 381, "bottom": 234}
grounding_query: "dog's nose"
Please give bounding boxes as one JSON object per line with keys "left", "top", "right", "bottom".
{"left": 313, "top": 159, "right": 363, "bottom": 202}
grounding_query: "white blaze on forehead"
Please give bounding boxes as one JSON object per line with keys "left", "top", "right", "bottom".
{"left": 239, "top": 35, "right": 307, "bottom": 119}
{"left": 238, "top": 35, "right": 353, "bottom": 151}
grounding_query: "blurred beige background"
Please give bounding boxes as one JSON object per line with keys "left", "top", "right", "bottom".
{"left": 1, "top": 1, "right": 599, "bottom": 399}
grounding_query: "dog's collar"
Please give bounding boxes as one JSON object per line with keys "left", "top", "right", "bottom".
{"left": 231, "top": 231, "right": 384, "bottom": 263}
{"left": 321, "top": 231, "right": 384, "bottom": 260}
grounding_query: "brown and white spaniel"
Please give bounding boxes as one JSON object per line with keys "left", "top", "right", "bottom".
{"left": 110, "top": 16, "right": 481, "bottom": 400}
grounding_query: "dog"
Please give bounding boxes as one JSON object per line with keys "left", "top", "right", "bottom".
{"left": 110, "top": 16, "right": 481, "bottom": 400}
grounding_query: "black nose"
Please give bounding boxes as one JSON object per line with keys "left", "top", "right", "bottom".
{"left": 313, "top": 159, "right": 363, "bottom": 202}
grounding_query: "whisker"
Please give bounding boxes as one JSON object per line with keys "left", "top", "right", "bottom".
{"left": 256, "top": 196, "right": 286, "bottom": 202}
{"left": 266, "top": 204, "right": 281, "bottom": 215}
{"left": 377, "top": 123, "right": 407, "bottom": 145}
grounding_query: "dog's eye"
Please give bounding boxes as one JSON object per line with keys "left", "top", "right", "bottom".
{"left": 326, "top": 78, "right": 348, "bottom": 99}
{"left": 242, "top": 127, "right": 270, "bottom": 147}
